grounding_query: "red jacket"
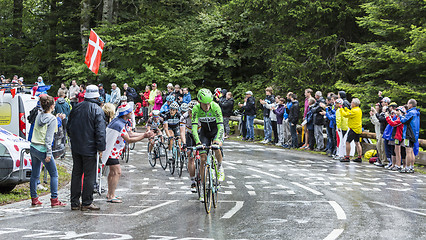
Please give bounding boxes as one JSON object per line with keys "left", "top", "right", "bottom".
{"left": 77, "top": 90, "right": 86, "bottom": 103}
{"left": 134, "top": 102, "right": 143, "bottom": 117}
{"left": 141, "top": 91, "right": 150, "bottom": 107}
{"left": 386, "top": 115, "right": 403, "bottom": 142}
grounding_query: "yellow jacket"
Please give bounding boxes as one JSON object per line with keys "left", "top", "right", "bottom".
{"left": 336, "top": 108, "right": 348, "bottom": 131}
{"left": 341, "top": 106, "right": 362, "bottom": 134}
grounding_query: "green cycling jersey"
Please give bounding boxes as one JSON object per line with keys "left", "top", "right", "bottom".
{"left": 191, "top": 101, "right": 224, "bottom": 144}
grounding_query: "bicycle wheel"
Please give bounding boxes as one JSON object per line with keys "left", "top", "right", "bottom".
{"left": 169, "top": 146, "right": 176, "bottom": 175}
{"left": 121, "top": 143, "right": 126, "bottom": 161}
{"left": 125, "top": 142, "right": 130, "bottom": 163}
{"left": 195, "top": 158, "right": 202, "bottom": 198}
{"left": 130, "top": 142, "right": 136, "bottom": 150}
{"left": 177, "top": 151, "right": 185, "bottom": 177}
{"left": 212, "top": 159, "right": 219, "bottom": 208}
{"left": 147, "top": 141, "right": 156, "bottom": 167}
{"left": 158, "top": 142, "right": 168, "bottom": 170}
{"left": 203, "top": 164, "right": 212, "bottom": 214}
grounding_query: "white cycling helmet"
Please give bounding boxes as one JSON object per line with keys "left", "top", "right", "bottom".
{"left": 189, "top": 100, "right": 198, "bottom": 109}
{"left": 180, "top": 103, "right": 189, "bottom": 112}
{"left": 152, "top": 110, "right": 160, "bottom": 116}
{"left": 170, "top": 102, "right": 179, "bottom": 110}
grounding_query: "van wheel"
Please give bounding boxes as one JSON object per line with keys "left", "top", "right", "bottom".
{"left": 0, "top": 185, "right": 16, "bottom": 193}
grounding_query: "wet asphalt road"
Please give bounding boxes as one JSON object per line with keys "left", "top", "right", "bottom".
{"left": 0, "top": 138, "right": 425, "bottom": 240}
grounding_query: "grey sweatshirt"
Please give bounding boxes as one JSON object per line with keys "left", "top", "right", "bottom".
{"left": 31, "top": 112, "right": 57, "bottom": 156}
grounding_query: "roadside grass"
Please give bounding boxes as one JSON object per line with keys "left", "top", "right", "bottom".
{"left": 0, "top": 165, "right": 71, "bottom": 206}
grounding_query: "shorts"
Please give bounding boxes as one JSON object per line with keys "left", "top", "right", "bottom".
{"left": 199, "top": 127, "right": 218, "bottom": 147}
{"left": 169, "top": 126, "right": 180, "bottom": 137}
{"left": 106, "top": 158, "right": 120, "bottom": 166}
{"left": 403, "top": 139, "right": 414, "bottom": 148}
{"left": 186, "top": 132, "right": 196, "bottom": 148}
{"left": 346, "top": 129, "right": 360, "bottom": 143}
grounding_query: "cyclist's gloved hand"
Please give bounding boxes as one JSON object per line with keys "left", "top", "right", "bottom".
{"left": 182, "top": 144, "right": 187, "bottom": 150}
{"left": 196, "top": 142, "right": 203, "bottom": 150}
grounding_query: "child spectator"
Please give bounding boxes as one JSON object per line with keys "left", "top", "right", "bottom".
{"left": 385, "top": 106, "right": 406, "bottom": 171}
{"left": 153, "top": 90, "right": 163, "bottom": 110}
{"left": 272, "top": 98, "right": 286, "bottom": 146}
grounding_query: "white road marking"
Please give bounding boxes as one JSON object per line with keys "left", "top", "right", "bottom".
{"left": 323, "top": 229, "right": 344, "bottom": 240}
{"left": 245, "top": 185, "right": 254, "bottom": 190}
{"left": 371, "top": 201, "right": 426, "bottom": 217}
{"left": 247, "top": 167, "right": 281, "bottom": 179}
{"left": 228, "top": 175, "right": 236, "bottom": 179}
{"left": 221, "top": 201, "right": 244, "bottom": 219}
{"left": 219, "top": 191, "right": 232, "bottom": 195}
{"left": 248, "top": 191, "right": 256, "bottom": 196}
{"left": 291, "top": 182, "right": 323, "bottom": 195}
{"left": 328, "top": 201, "right": 347, "bottom": 220}
{"left": 129, "top": 200, "right": 178, "bottom": 216}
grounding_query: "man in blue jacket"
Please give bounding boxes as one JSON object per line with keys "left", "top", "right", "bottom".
{"left": 399, "top": 99, "right": 420, "bottom": 173}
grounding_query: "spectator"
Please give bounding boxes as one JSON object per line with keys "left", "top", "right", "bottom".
{"left": 36, "top": 76, "right": 45, "bottom": 86}
{"left": 370, "top": 103, "right": 386, "bottom": 166}
{"left": 123, "top": 83, "right": 137, "bottom": 129}
{"left": 102, "top": 104, "right": 153, "bottom": 203}
{"left": 214, "top": 88, "right": 223, "bottom": 103}
{"left": 282, "top": 92, "right": 293, "bottom": 148}
{"left": 77, "top": 84, "right": 86, "bottom": 103}
{"left": 306, "top": 98, "right": 316, "bottom": 151}
{"left": 110, "top": 83, "right": 121, "bottom": 106}
{"left": 102, "top": 103, "right": 116, "bottom": 125}
{"left": 98, "top": 84, "right": 106, "bottom": 102}
{"left": 288, "top": 94, "right": 300, "bottom": 148}
{"left": 399, "top": 99, "right": 420, "bottom": 173}
{"left": 140, "top": 85, "right": 150, "bottom": 122}
{"left": 259, "top": 87, "right": 275, "bottom": 144}
{"left": 219, "top": 91, "right": 234, "bottom": 138}
{"left": 182, "top": 88, "right": 191, "bottom": 104}
{"left": 0, "top": 75, "right": 4, "bottom": 83}
{"left": 174, "top": 84, "right": 183, "bottom": 102}
{"left": 301, "top": 89, "right": 313, "bottom": 149}
{"left": 272, "top": 98, "right": 286, "bottom": 146}
{"left": 338, "top": 91, "right": 351, "bottom": 109}
{"left": 69, "top": 80, "right": 79, "bottom": 108}
{"left": 57, "top": 83, "right": 69, "bottom": 99}
{"left": 341, "top": 98, "right": 363, "bottom": 162}
{"left": 18, "top": 77, "right": 24, "bottom": 85}
{"left": 153, "top": 90, "right": 163, "bottom": 111}
{"left": 324, "top": 96, "right": 337, "bottom": 157}
{"left": 54, "top": 89, "right": 71, "bottom": 145}
{"left": 166, "top": 83, "right": 174, "bottom": 98}
{"left": 382, "top": 103, "right": 398, "bottom": 168}
{"left": 311, "top": 91, "right": 326, "bottom": 151}
{"left": 67, "top": 85, "right": 106, "bottom": 211}
{"left": 239, "top": 91, "right": 256, "bottom": 142}
{"left": 134, "top": 102, "right": 144, "bottom": 120}
{"left": 270, "top": 95, "right": 279, "bottom": 145}
{"left": 385, "top": 106, "right": 406, "bottom": 171}
{"left": 29, "top": 95, "right": 67, "bottom": 208}
{"left": 148, "top": 83, "right": 158, "bottom": 114}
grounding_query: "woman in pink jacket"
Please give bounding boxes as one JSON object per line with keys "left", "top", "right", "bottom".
{"left": 153, "top": 91, "right": 163, "bottom": 110}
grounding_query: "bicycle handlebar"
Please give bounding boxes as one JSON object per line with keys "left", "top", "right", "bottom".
{"left": 193, "top": 145, "right": 221, "bottom": 151}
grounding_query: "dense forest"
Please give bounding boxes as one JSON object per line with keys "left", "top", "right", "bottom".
{"left": 0, "top": 0, "right": 425, "bottom": 136}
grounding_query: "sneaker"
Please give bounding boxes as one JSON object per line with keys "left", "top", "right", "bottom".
{"left": 218, "top": 166, "right": 225, "bottom": 182}
{"left": 260, "top": 140, "right": 267, "bottom": 144}
{"left": 384, "top": 163, "right": 392, "bottom": 169}
{"left": 50, "top": 198, "right": 67, "bottom": 208}
{"left": 199, "top": 195, "right": 204, "bottom": 203}
{"left": 31, "top": 197, "right": 42, "bottom": 207}
{"left": 275, "top": 143, "right": 281, "bottom": 146}
{"left": 282, "top": 144, "right": 290, "bottom": 149}
{"left": 340, "top": 157, "right": 350, "bottom": 163}
{"left": 408, "top": 168, "right": 415, "bottom": 173}
{"left": 352, "top": 157, "right": 362, "bottom": 163}
{"left": 71, "top": 204, "right": 81, "bottom": 210}
{"left": 374, "top": 161, "right": 384, "bottom": 167}
{"left": 399, "top": 168, "right": 408, "bottom": 173}
{"left": 389, "top": 166, "right": 399, "bottom": 171}
{"left": 299, "top": 144, "right": 307, "bottom": 149}
{"left": 190, "top": 183, "right": 197, "bottom": 193}
{"left": 81, "top": 203, "right": 100, "bottom": 211}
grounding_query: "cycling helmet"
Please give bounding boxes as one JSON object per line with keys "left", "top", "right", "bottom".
{"left": 181, "top": 103, "right": 189, "bottom": 112}
{"left": 189, "top": 100, "right": 198, "bottom": 109}
{"left": 197, "top": 88, "right": 213, "bottom": 104}
{"left": 152, "top": 110, "right": 160, "bottom": 116}
{"left": 166, "top": 95, "right": 175, "bottom": 102}
{"left": 170, "top": 102, "right": 179, "bottom": 110}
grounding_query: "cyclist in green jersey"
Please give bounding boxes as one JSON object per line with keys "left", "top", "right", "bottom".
{"left": 192, "top": 89, "right": 225, "bottom": 202}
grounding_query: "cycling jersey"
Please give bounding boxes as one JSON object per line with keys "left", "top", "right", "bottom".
{"left": 164, "top": 112, "right": 181, "bottom": 129}
{"left": 191, "top": 101, "right": 224, "bottom": 144}
{"left": 180, "top": 112, "right": 200, "bottom": 134}
{"left": 147, "top": 117, "right": 164, "bottom": 131}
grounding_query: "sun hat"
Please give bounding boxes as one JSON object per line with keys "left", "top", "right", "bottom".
{"left": 84, "top": 85, "right": 100, "bottom": 99}
{"left": 245, "top": 91, "right": 253, "bottom": 95}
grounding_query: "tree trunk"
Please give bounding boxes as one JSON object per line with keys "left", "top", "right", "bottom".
{"left": 48, "top": 0, "right": 58, "bottom": 83}
{"left": 102, "top": 0, "right": 114, "bottom": 24}
{"left": 13, "top": 0, "right": 23, "bottom": 39}
{"left": 81, "top": 0, "right": 91, "bottom": 52}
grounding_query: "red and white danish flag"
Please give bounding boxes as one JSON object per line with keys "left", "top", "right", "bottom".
{"left": 84, "top": 29, "right": 105, "bottom": 75}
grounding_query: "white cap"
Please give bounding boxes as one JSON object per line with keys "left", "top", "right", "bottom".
{"left": 85, "top": 85, "right": 100, "bottom": 99}
{"left": 37, "top": 76, "right": 43, "bottom": 81}
{"left": 167, "top": 83, "right": 173, "bottom": 88}
{"left": 245, "top": 91, "right": 253, "bottom": 95}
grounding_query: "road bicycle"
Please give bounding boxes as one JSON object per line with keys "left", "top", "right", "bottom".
{"left": 200, "top": 145, "right": 221, "bottom": 214}
{"left": 121, "top": 141, "right": 130, "bottom": 163}
{"left": 191, "top": 146, "right": 202, "bottom": 199}
{"left": 147, "top": 135, "right": 168, "bottom": 169}
{"left": 168, "top": 136, "right": 182, "bottom": 175}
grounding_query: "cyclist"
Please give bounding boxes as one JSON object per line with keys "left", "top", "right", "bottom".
{"left": 160, "top": 95, "right": 176, "bottom": 116}
{"left": 180, "top": 101, "right": 200, "bottom": 193}
{"left": 163, "top": 102, "right": 182, "bottom": 157}
{"left": 147, "top": 110, "right": 164, "bottom": 161}
{"left": 192, "top": 89, "right": 224, "bottom": 202}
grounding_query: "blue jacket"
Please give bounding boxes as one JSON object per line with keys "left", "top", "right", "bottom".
{"left": 160, "top": 102, "right": 170, "bottom": 113}
{"left": 182, "top": 93, "right": 191, "bottom": 104}
{"left": 326, "top": 107, "right": 336, "bottom": 129}
{"left": 284, "top": 101, "right": 292, "bottom": 120}
{"left": 306, "top": 107, "right": 314, "bottom": 130}
{"left": 400, "top": 107, "right": 420, "bottom": 143}
{"left": 383, "top": 115, "right": 397, "bottom": 141}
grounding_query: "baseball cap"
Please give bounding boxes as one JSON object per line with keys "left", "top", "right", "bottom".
{"left": 18, "top": 77, "right": 24, "bottom": 82}
{"left": 37, "top": 76, "right": 43, "bottom": 81}
{"left": 396, "top": 106, "right": 406, "bottom": 113}
{"left": 245, "top": 91, "right": 253, "bottom": 95}
{"left": 336, "top": 99, "right": 344, "bottom": 105}
{"left": 98, "top": 83, "right": 103, "bottom": 87}
{"left": 152, "top": 83, "right": 157, "bottom": 87}
{"left": 389, "top": 102, "right": 398, "bottom": 107}
{"left": 167, "top": 83, "right": 173, "bottom": 88}
{"left": 382, "top": 97, "right": 391, "bottom": 103}
{"left": 84, "top": 85, "right": 100, "bottom": 99}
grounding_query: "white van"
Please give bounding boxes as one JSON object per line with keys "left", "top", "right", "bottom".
{"left": 0, "top": 92, "right": 39, "bottom": 140}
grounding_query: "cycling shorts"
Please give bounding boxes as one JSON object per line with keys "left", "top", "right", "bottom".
{"left": 169, "top": 125, "right": 180, "bottom": 137}
{"left": 186, "top": 132, "right": 196, "bottom": 148}
{"left": 199, "top": 127, "right": 218, "bottom": 147}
